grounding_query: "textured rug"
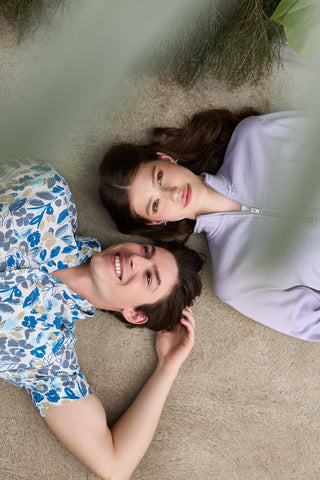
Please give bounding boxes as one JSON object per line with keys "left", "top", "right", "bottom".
{"left": 0, "top": 8, "right": 319, "bottom": 480}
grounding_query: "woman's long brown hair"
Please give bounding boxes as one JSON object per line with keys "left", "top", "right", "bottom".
{"left": 99, "top": 108, "right": 260, "bottom": 241}
{"left": 151, "top": 108, "right": 259, "bottom": 174}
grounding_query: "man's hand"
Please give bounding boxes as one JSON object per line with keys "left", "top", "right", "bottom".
{"left": 45, "top": 307, "right": 196, "bottom": 480}
{"left": 156, "top": 306, "right": 195, "bottom": 375}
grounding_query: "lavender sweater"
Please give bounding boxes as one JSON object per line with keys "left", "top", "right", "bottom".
{"left": 194, "top": 111, "right": 320, "bottom": 341}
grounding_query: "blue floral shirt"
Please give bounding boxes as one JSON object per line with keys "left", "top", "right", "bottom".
{"left": 0, "top": 159, "right": 101, "bottom": 417}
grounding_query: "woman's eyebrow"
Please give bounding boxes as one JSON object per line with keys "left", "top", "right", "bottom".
{"left": 146, "top": 166, "right": 156, "bottom": 216}
{"left": 153, "top": 266, "right": 161, "bottom": 289}
{"left": 149, "top": 244, "right": 156, "bottom": 258}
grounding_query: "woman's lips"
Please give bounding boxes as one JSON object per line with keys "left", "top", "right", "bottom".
{"left": 183, "top": 184, "right": 192, "bottom": 207}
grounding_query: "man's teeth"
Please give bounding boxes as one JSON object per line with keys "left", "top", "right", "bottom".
{"left": 115, "top": 254, "right": 121, "bottom": 279}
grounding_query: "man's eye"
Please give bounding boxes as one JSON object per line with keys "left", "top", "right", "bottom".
{"left": 152, "top": 200, "right": 159, "bottom": 212}
{"left": 146, "top": 271, "right": 152, "bottom": 285}
{"left": 157, "top": 171, "right": 163, "bottom": 185}
{"left": 144, "top": 245, "right": 149, "bottom": 257}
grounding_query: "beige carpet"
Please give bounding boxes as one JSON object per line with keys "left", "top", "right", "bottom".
{"left": 1, "top": 10, "right": 319, "bottom": 480}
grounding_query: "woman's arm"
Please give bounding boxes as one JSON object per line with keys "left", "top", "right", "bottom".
{"left": 228, "top": 286, "right": 320, "bottom": 342}
{"left": 44, "top": 308, "right": 195, "bottom": 480}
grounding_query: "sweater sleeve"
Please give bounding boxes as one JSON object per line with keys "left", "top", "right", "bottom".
{"left": 227, "top": 286, "right": 320, "bottom": 342}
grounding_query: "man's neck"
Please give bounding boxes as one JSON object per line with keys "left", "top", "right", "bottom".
{"left": 52, "top": 260, "right": 91, "bottom": 301}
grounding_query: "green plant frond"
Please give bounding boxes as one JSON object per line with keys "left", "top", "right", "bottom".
{"left": 0, "top": 0, "right": 65, "bottom": 40}
{"left": 143, "top": 0, "right": 284, "bottom": 87}
{"left": 1, "top": 0, "right": 285, "bottom": 86}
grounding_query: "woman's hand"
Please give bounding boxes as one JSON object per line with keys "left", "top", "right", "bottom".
{"left": 155, "top": 307, "right": 195, "bottom": 376}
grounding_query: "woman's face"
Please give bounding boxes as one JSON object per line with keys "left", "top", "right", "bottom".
{"left": 129, "top": 155, "right": 204, "bottom": 223}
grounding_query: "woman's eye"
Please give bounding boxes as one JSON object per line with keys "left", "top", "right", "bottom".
{"left": 157, "top": 171, "right": 163, "bottom": 185}
{"left": 152, "top": 200, "right": 159, "bottom": 212}
{"left": 146, "top": 271, "right": 152, "bottom": 285}
{"left": 144, "top": 245, "right": 149, "bottom": 257}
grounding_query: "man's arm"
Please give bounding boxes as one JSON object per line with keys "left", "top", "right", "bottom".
{"left": 44, "top": 308, "right": 195, "bottom": 480}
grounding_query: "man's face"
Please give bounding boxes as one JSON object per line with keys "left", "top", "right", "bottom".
{"left": 89, "top": 242, "right": 178, "bottom": 322}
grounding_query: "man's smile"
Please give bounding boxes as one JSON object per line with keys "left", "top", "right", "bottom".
{"left": 113, "top": 253, "right": 123, "bottom": 281}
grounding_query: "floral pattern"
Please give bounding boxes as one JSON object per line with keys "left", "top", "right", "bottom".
{"left": 0, "top": 159, "right": 101, "bottom": 417}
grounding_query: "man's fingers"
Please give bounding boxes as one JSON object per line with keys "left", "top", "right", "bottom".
{"left": 181, "top": 307, "right": 195, "bottom": 327}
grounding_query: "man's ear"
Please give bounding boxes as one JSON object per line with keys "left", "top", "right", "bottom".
{"left": 156, "top": 152, "right": 175, "bottom": 163}
{"left": 122, "top": 308, "right": 148, "bottom": 325}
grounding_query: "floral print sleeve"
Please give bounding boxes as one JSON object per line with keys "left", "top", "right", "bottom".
{"left": 0, "top": 159, "right": 101, "bottom": 417}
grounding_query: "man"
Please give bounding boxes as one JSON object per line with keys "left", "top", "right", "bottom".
{"left": 0, "top": 159, "right": 203, "bottom": 479}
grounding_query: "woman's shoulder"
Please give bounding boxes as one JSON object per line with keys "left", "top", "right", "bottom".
{"left": 225, "top": 111, "right": 309, "bottom": 158}
{"left": 235, "top": 111, "right": 308, "bottom": 136}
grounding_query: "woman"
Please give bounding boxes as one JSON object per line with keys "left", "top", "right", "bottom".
{"left": 99, "top": 109, "right": 320, "bottom": 341}
{"left": 0, "top": 159, "right": 203, "bottom": 479}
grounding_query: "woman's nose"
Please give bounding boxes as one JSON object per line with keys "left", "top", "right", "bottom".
{"left": 162, "top": 186, "right": 181, "bottom": 202}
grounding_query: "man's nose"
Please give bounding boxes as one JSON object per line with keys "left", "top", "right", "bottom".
{"left": 129, "top": 254, "right": 151, "bottom": 274}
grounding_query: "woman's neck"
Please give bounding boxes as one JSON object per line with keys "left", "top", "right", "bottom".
{"left": 196, "top": 179, "right": 242, "bottom": 216}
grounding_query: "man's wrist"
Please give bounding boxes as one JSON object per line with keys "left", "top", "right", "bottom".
{"left": 155, "top": 359, "right": 181, "bottom": 379}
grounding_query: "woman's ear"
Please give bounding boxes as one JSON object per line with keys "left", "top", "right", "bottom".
{"left": 121, "top": 308, "right": 148, "bottom": 325}
{"left": 145, "top": 220, "right": 164, "bottom": 226}
{"left": 156, "top": 152, "right": 175, "bottom": 163}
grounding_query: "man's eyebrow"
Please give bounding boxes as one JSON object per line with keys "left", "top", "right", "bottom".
{"left": 148, "top": 245, "right": 160, "bottom": 289}
{"left": 146, "top": 165, "right": 156, "bottom": 216}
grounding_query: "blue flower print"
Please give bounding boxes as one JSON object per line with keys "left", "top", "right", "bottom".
{"left": 9, "top": 197, "right": 26, "bottom": 213}
{"left": 30, "top": 345, "right": 46, "bottom": 358}
{"left": 37, "top": 314, "right": 47, "bottom": 323}
{"left": 19, "top": 175, "right": 33, "bottom": 184}
{"left": 27, "top": 231, "right": 41, "bottom": 247}
{"left": 0, "top": 230, "right": 17, "bottom": 251}
{"left": 0, "top": 160, "right": 98, "bottom": 417}
{"left": 50, "top": 246, "right": 61, "bottom": 259}
{"left": 46, "top": 389, "right": 60, "bottom": 403}
{"left": 53, "top": 316, "right": 62, "bottom": 329}
{"left": 32, "top": 391, "right": 44, "bottom": 404}
{"left": 7, "top": 256, "right": 15, "bottom": 267}
{"left": 22, "top": 315, "right": 37, "bottom": 329}
{"left": 16, "top": 212, "right": 34, "bottom": 227}
{"left": 43, "top": 296, "right": 58, "bottom": 313}
{"left": 37, "top": 366, "right": 50, "bottom": 376}
{"left": 57, "top": 261, "right": 68, "bottom": 270}
{"left": 64, "top": 387, "right": 80, "bottom": 399}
